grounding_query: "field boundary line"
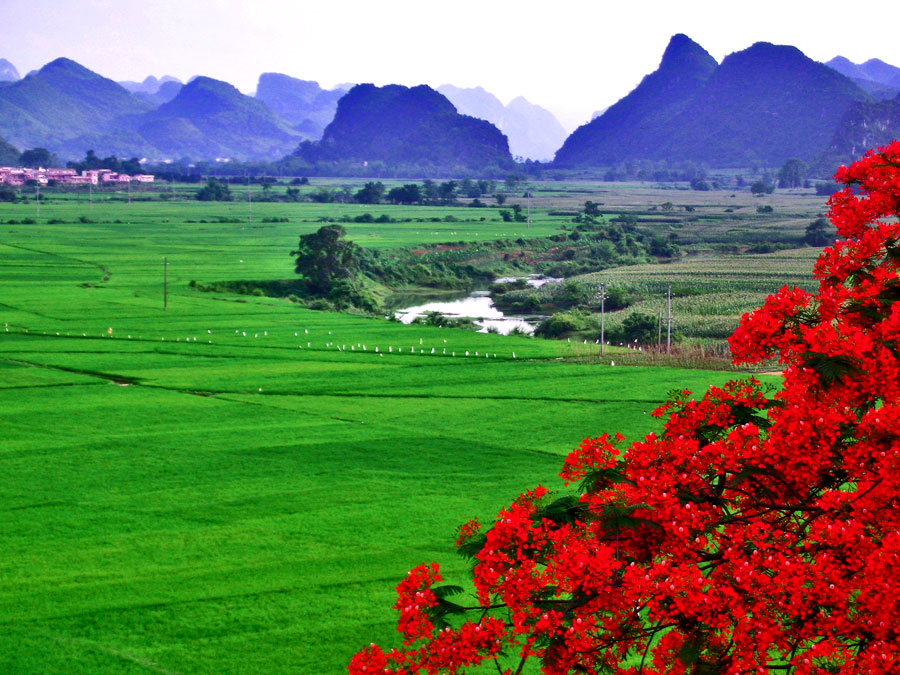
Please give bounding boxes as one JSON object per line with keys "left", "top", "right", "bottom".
{"left": 33, "top": 627, "right": 183, "bottom": 675}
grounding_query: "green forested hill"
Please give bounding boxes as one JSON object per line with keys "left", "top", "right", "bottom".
{"left": 0, "top": 136, "right": 18, "bottom": 164}
{"left": 555, "top": 36, "right": 871, "bottom": 168}
{"left": 298, "top": 83, "right": 515, "bottom": 172}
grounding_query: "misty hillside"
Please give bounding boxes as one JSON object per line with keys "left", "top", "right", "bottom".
{"left": 0, "top": 136, "right": 19, "bottom": 164}
{"left": 0, "top": 58, "right": 153, "bottom": 157}
{"left": 255, "top": 73, "right": 346, "bottom": 139}
{"left": 0, "top": 59, "right": 19, "bottom": 83}
{"left": 819, "top": 93, "right": 900, "bottom": 169}
{"left": 438, "top": 84, "right": 567, "bottom": 161}
{"left": 135, "top": 76, "right": 300, "bottom": 160}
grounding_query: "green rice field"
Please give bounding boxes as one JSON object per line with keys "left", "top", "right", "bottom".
{"left": 1, "top": 187, "right": 785, "bottom": 672}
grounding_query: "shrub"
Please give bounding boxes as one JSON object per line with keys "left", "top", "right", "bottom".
{"left": 534, "top": 310, "right": 590, "bottom": 337}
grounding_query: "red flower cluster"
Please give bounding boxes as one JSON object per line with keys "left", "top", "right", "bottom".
{"left": 349, "top": 142, "right": 900, "bottom": 675}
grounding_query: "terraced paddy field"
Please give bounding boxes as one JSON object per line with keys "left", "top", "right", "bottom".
{"left": 1, "top": 192, "right": 778, "bottom": 673}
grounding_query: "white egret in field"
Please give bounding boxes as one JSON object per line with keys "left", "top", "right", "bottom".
{"left": 304, "top": 329, "right": 308, "bottom": 334}
{"left": 466, "top": 351, "right": 469, "bottom": 356}
{"left": 430, "top": 348, "right": 434, "bottom": 354}
{"left": 512, "top": 352, "right": 516, "bottom": 358}
{"left": 611, "top": 361, "right": 615, "bottom": 366}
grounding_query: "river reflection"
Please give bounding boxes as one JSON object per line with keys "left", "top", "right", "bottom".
{"left": 393, "top": 291, "right": 538, "bottom": 335}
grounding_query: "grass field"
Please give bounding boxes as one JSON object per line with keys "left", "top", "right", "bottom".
{"left": 1, "top": 186, "right": 783, "bottom": 672}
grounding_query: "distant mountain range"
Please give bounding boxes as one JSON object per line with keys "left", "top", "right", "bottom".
{"left": 296, "top": 83, "right": 514, "bottom": 171}
{"left": 254, "top": 73, "right": 347, "bottom": 140}
{"left": 0, "top": 59, "right": 300, "bottom": 161}
{"left": 119, "top": 75, "right": 184, "bottom": 106}
{"left": 0, "top": 57, "right": 544, "bottom": 167}
{"left": 132, "top": 76, "right": 299, "bottom": 160}
{"left": 0, "top": 59, "right": 19, "bottom": 83}
{"left": 1, "top": 43, "right": 899, "bottom": 171}
{"left": 436, "top": 85, "right": 567, "bottom": 161}
{"left": 826, "top": 57, "right": 900, "bottom": 99}
{"left": 0, "top": 58, "right": 152, "bottom": 158}
{"left": 556, "top": 35, "right": 877, "bottom": 168}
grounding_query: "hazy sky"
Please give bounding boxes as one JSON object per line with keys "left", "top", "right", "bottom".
{"left": 3, "top": 0, "right": 899, "bottom": 131}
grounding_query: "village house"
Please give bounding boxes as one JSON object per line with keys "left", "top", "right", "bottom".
{"left": 0, "top": 166, "right": 154, "bottom": 186}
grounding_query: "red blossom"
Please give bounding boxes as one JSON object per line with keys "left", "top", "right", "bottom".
{"left": 350, "top": 142, "right": 900, "bottom": 675}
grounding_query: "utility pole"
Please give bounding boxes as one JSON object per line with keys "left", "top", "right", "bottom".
{"left": 127, "top": 180, "right": 131, "bottom": 206}
{"left": 657, "top": 307, "right": 662, "bottom": 352}
{"left": 247, "top": 174, "right": 252, "bottom": 225}
{"left": 526, "top": 190, "right": 531, "bottom": 229}
{"left": 600, "top": 283, "right": 605, "bottom": 357}
{"left": 89, "top": 182, "right": 93, "bottom": 212}
{"left": 35, "top": 185, "right": 40, "bottom": 218}
{"left": 163, "top": 257, "right": 168, "bottom": 311}
{"left": 666, "top": 284, "right": 672, "bottom": 355}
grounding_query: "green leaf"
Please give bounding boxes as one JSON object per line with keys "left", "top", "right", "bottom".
{"left": 455, "top": 533, "right": 486, "bottom": 560}
{"left": 432, "top": 584, "right": 464, "bottom": 599}
{"left": 578, "top": 465, "right": 636, "bottom": 493}
{"left": 532, "top": 495, "right": 590, "bottom": 528}
{"left": 800, "top": 352, "right": 865, "bottom": 384}
{"left": 599, "top": 502, "right": 661, "bottom": 534}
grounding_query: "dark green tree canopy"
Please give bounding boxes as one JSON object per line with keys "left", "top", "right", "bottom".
{"left": 195, "top": 178, "right": 233, "bottom": 201}
{"left": 387, "top": 183, "right": 421, "bottom": 204}
{"left": 354, "top": 181, "right": 385, "bottom": 204}
{"left": 804, "top": 217, "right": 834, "bottom": 246}
{"left": 19, "top": 147, "right": 58, "bottom": 168}
{"left": 291, "top": 224, "right": 362, "bottom": 295}
{"left": 777, "top": 157, "right": 807, "bottom": 188}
